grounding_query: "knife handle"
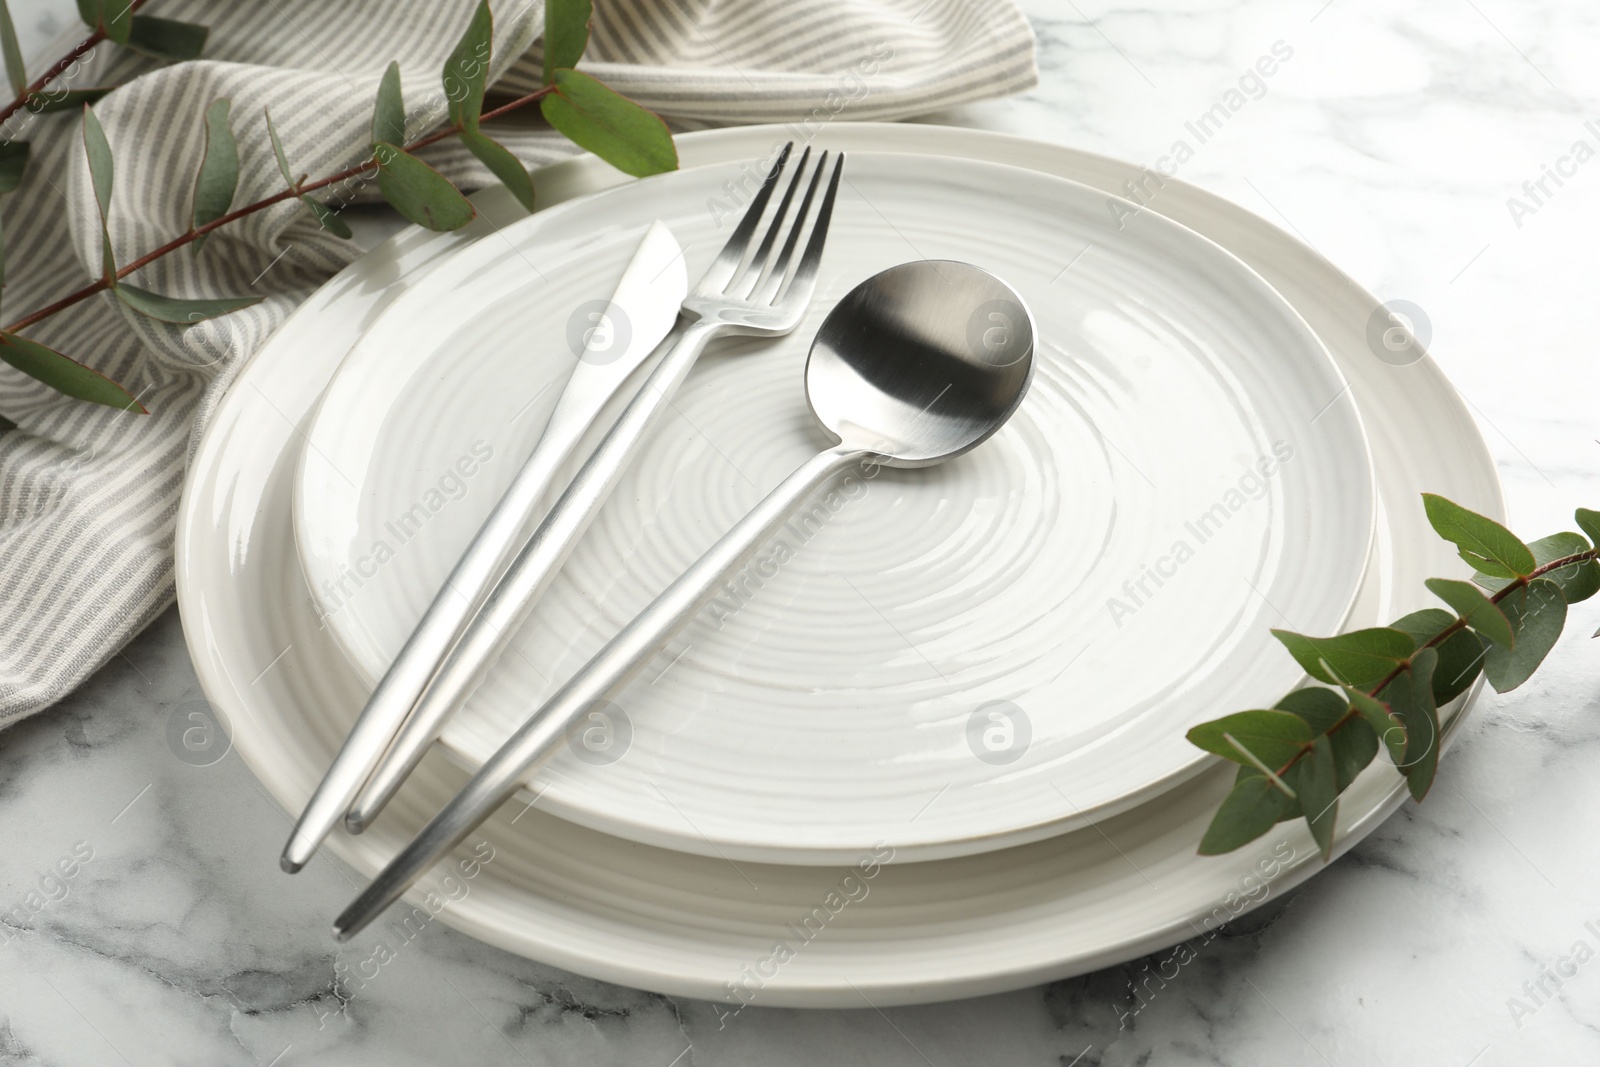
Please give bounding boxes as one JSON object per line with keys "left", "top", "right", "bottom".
{"left": 340, "top": 316, "right": 722, "bottom": 833}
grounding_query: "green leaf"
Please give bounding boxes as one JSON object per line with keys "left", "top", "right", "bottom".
{"left": 1286, "top": 735, "right": 1338, "bottom": 860}
{"left": 460, "top": 129, "right": 534, "bottom": 211}
{"left": 543, "top": 0, "right": 592, "bottom": 83}
{"left": 264, "top": 107, "right": 296, "bottom": 189}
{"left": 301, "top": 196, "right": 352, "bottom": 239}
{"left": 23, "top": 87, "right": 112, "bottom": 114}
{"left": 1198, "top": 774, "right": 1293, "bottom": 855}
{"left": 1424, "top": 577, "right": 1513, "bottom": 648}
{"left": 1484, "top": 578, "right": 1565, "bottom": 693}
{"left": 1274, "top": 687, "right": 1347, "bottom": 735}
{"left": 1381, "top": 647, "right": 1440, "bottom": 801}
{"left": 1186, "top": 709, "right": 1312, "bottom": 769}
{"left": 1391, "top": 607, "right": 1485, "bottom": 704}
{"left": 541, "top": 68, "right": 678, "bottom": 178}
{"left": 0, "top": 140, "right": 28, "bottom": 194}
{"left": 443, "top": 0, "right": 492, "bottom": 132}
{"left": 80, "top": 105, "right": 115, "bottom": 283}
{"left": 373, "top": 143, "right": 474, "bottom": 231}
{"left": 0, "top": 330, "right": 143, "bottom": 411}
{"left": 264, "top": 107, "right": 351, "bottom": 239}
{"left": 1575, "top": 508, "right": 1600, "bottom": 548}
{"left": 0, "top": 0, "right": 26, "bottom": 97}
{"left": 1236, "top": 764, "right": 1301, "bottom": 822}
{"left": 1345, "top": 687, "right": 1408, "bottom": 766}
{"left": 87, "top": 0, "right": 131, "bottom": 45}
{"left": 1422, "top": 493, "right": 1535, "bottom": 579}
{"left": 114, "top": 283, "right": 259, "bottom": 324}
{"left": 126, "top": 15, "right": 207, "bottom": 60}
{"left": 1329, "top": 717, "right": 1378, "bottom": 792}
{"left": 372, "top": 60, "right": 406, "bottom": 147}
{"left": 1529, "top": 533, "right": 1599, "bottom": 604}
{"left": 1272, "top": 627, "right": 1414, "bottom": 687}
{"left": 191, "top": 99, "right": 236, "bottom": 255}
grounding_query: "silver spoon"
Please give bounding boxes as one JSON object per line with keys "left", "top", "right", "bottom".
{"left": 333, "top": 259, "right": 1036, "bottom": 939}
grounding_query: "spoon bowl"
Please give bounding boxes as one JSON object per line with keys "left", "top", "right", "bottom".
{"left": 807, "top": 260, "right": 1035, "bottom": 467}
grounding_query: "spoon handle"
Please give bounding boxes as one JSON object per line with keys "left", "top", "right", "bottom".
{"left": 334, "top": 442, "right": 869, "bottom": 939}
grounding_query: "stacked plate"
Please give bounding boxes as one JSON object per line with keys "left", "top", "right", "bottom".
{"left": 176, "top": 123, "right": 1503, "bottom": 1006}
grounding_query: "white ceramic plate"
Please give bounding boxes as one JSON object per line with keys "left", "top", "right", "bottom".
{"left": 291, "top": 152, "right": 1375, "bottom": 863}
{"left": 177, "top": 123, "right": 1500, "bottom": 1006}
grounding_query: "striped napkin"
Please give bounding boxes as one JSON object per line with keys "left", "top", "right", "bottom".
{"left": 0, "top": 0, "right": 1036, "bottom": 725}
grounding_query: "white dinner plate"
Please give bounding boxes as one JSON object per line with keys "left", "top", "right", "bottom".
{"left": 177, "top": 123, "right": 1500, "bottom": 1006}
{"left": 291, "top": 151, "right": 1375, "bottom": 863}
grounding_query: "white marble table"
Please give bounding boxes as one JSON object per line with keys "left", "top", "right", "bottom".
{"left": 5, "top": 0, "right": 1600, "bottom": 1063}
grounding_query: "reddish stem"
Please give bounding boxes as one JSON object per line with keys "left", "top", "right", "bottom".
{"left": 2, "top": 84, "right": 555, "bottom": 333}
{"left": 0, "top": 0, "right": 151, "bottom": 130}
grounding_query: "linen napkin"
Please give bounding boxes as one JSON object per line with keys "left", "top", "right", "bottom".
{"left": 0, "top": 0, "right": 1036, "bottom": 725}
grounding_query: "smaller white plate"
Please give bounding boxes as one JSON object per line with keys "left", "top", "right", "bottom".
{"left": 293, "top": 152, "right": 1375, "bottom": 864}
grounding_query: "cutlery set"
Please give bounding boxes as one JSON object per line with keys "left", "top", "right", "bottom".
{"left": 280, "top": 142, "right": 1040, "bottom": 936}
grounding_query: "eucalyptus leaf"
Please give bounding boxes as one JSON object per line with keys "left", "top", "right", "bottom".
{"left": 541, "top": 68, "right": 678, "bottom": 177}
{"left": 0, "top": 330, "right": 142, "bottom": 411}
{"left": 460, "top": 128, "right": 534, "bottom": 211}
{"left": 24, "top": 87, "right": 112, "bottom": 114}
{"left": 1345, "top": 687, "right": 1408, "bottom": 766}
{"left": 372, "top": 61, "right": 406, "bottom": 147}
{"left": 443, "top": 0, "right": 492, "bottom": 131}
{"left": 1236, "top": 764, "right": 1301, "bottom": 821}
{"left": 1272, "top": 626, "right": 1415, "bottom": 688}
{"left": 373, "top": 143, "right": 474, "bottom": 231}
{"left": 1286, "top": 735, "right": 1338, "bottom": 860}
{"left": 0, "top": 140, "right": 27, "bottom": 194}
{"left": 126, "top": 15, "right": 207, "bottom": 61}
{"left": 1424, "top": 577, "right": 1513, "bottom": 648}
{"left": 1274, "top": 687, "right": 1347, "bottom": 735}
{"left": 114, "top": 282, "right": 259, "bottom": 324}
{"left": 1529, "top": 533, "right": 1599, "bottom": 604}
{"left": 1484, "top": 578, "right": 1565, "bottom": 693}
{"left": 0, "top": 0, "right": 26, "bottom": 97}
{"left": 80, "top": 105, "right": 115, "bottom": 282}
{"left": 1391, "top": 607, "right": 1486, "bottom": 704}
{"left": 1381, "top": 647, "right": 1440, "bottom": 801}
{"left": 1199, "top": 774, "right": 1293, "bottom": 855}
{"left": 1575, "top": 507, "right": 1600, "bottom": 548}
{"left": 81, "top": 0, "right": 131, "bottom": 45}
{"left": 265, "top": 107, "right": 351, "bottom": 239}
{"left": 1186, "top": 709, "right": 1312, "bottom": 770}
{"left": 191, "top": 99, "right": 236, "bottom": 254}
{"left": 301, "top": 196, "right": 352, "bottom": 239}
{"left": 1329, "top": 716, "right": 1378, "bottom": 792}
{"left": 543, "top": 0, "right": 592, "bottom": 83}
{"left": 1422, "top": 492, "right": 1535, "bottom": 579}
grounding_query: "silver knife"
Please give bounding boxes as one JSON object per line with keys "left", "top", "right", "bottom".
{"left": 282, "top": 220, "right": 688, "bottom": 871}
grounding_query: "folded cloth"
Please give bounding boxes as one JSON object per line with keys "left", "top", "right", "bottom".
{"left": 0, "top": 0, "right": 1035, "bottom": 725}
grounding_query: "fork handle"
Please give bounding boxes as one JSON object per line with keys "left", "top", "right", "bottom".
{"left": 333, "top": 443, "right": 867, "bottom": 939}
{"left": 341, "top": 315, "right": 725, "bottom": 833}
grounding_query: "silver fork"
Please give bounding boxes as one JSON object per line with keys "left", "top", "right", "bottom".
{"left": 328, "top": 144, "right": 844, "bottom": 848}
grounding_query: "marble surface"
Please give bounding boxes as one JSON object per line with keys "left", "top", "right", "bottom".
{"left": 5, "top": 0, "right": 1600, "bottom": 1063}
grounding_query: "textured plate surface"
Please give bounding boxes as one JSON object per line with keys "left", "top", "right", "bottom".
{"left": 177, "top": 123, "right": 1499, "bottom": 1006}
{"left": 292, "top": 151, "right": 1375, "bottom": 863}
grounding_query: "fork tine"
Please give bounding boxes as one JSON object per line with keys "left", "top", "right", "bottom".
{"left": 728, "top": 146, "right": 812, "bottom": 297}
{"left": 771, "top": 151, "right": 844, "bottom": 307}
{"left": 696, "top": 142, "right": 793, "bottom": 295}
{"left": 751, "top": 150, "right": 830, "bottom": 306}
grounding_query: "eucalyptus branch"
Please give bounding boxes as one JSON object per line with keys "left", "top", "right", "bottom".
{"left": 0, "top": 0, "right": 149, "bottom": 131}
{"left": 1190, "top": 497, "right": 1600, "bottom": 860}
{"left": 1, "top": 84, "right": 554, "bottom": 334}
{"left": 0, "top": 0, "right": 676, "bottom": 412}
{"left": 1271, "top": 547, "right": 1600, "bottom": 780}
